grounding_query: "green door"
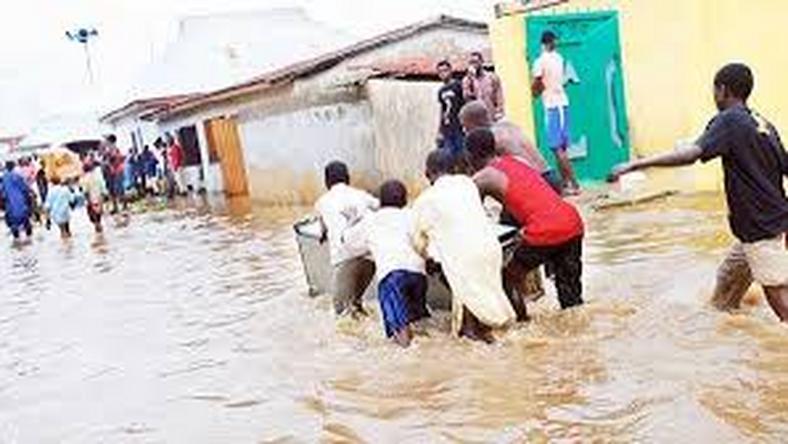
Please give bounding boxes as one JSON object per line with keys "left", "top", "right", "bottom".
{"left": 526, "top": 11, "right": 630, "bottom": 183}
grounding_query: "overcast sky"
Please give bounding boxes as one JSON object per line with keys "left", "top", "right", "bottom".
{"left": 0, "top": 0, "right": 496, "bottom": 135}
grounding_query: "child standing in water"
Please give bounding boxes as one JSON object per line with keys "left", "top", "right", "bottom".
{"left": 43, "top": 176, "right": 77, "bottom": 239}
{"left": 315, "top": 161, "right": 380, "bottom": 318}
{"left": 344, "top": 180, "right": 429, "bottom": 347}
{"left": 80, "top": 161, "right": 107, "bottom": 233}
{"left": 412, "top": 150, "right": 516, "bottom": 342}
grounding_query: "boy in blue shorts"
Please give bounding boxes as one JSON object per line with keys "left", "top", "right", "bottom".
{"left": 344, "top": 180, "right": 429, "bottom": 347}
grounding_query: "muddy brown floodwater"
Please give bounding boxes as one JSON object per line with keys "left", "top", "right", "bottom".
{"left": 0, "top": 194, "right": 786, "bottom": 443}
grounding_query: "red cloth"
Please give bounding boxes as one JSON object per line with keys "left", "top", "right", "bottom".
{"left": 110, "top": 148, "right": 125, "bottom": 176}
{"left": 169, "top": 143, "right": 184, "bottom": 171}
{"left": 491, "top": 155, "right": 584, "bottom": 246}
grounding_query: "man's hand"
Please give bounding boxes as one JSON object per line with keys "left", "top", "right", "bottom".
{"left": 608, "top": 162, "right": 635, "bottom": 182}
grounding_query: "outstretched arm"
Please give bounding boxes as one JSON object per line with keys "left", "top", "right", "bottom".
{"left": 610, "top": 143, "right": 703, "bottom": 181}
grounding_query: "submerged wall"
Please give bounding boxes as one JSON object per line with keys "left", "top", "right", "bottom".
{"left": 492, "top": 0, "right": 788, "bottom": 193}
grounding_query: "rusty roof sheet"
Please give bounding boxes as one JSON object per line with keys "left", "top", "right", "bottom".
{"left": 357, "top": 48, "right": 494, "bottom": 78}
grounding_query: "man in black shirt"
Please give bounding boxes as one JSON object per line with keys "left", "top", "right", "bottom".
{"left": 436, "top": 60, "right": 466, "bottom": 157}
{"left": 611, "top": 63, "right": 788, "bottom": 322}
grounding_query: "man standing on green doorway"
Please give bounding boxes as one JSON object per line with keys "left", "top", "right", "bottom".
{"left": 532, "top": 30, "right": 581, "bottom": 195}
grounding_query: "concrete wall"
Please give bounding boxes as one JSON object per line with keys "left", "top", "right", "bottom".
{"left": 366, "top": 78, "right": 441, "bottom": 197}
{"left": 491, "top": 0, "right": 788, "bottom": 192}
{"left": 239, "top": 100, "right": 377, "bottom": 204}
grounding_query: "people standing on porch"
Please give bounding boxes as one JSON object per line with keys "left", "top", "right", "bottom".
{"left": 467, "top": 128, "right": 585, "bottom": 313}
{"left": 462, "top": 51, "right": 505, "bottom": 122}
{"left": 436, "top": 59, "right": 466, "bottom": 157}
{"left": 2, "top": 160, "right": 34, "bottom": 240}
{"left": 532, "top": 30, "right": 581, "bottom": 195}
{"left": 610, "top": 63, "right": 788, "bottom": 322}
{"left": 412, "top": 149, "right": 516, "bottom": 343}
{"left": 315, "top": 161, "right": 380, "bottom": 318}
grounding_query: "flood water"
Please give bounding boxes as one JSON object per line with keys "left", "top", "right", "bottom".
{"left": 0, "top": 193, "right": 786, "bottom": 443}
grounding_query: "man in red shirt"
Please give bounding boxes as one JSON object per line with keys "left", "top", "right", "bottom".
{"left": 467, "top": 128, "right": 585, "bottom": 310}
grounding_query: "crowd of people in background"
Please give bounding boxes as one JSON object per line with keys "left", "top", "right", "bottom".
{"left": 0, "top": 131, "right": 190, "bottom": 242}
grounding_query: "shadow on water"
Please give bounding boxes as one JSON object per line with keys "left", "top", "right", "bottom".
{"left": 0, "top": 193, "right": 785, "bottom": 443}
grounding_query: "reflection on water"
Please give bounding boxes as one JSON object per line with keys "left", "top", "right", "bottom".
{"left": 0, "top": 193, "right": 785, "bottom": 443}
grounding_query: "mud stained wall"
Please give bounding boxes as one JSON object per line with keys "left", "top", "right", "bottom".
{"left": 367, "top": 79, "right": 440, "bottom": 196}
{"left": 238, "top": 101, "right": 377, "bottom": 205}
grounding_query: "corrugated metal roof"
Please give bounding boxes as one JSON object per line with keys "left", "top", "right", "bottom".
{"left": 150, "top": 15, "right": 488, "bottom": 120}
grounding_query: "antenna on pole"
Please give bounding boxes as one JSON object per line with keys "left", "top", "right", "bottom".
{"left": 66, "top": 27, "right": 99, "bottom": 85}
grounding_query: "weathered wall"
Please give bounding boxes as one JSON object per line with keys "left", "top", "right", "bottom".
{"left": 366, "top": 79, "right": 440, "bottom": 197}
{"left": 238, "top": 100, "right": 377, "bottom": 205}
{"left": 490, "top": 0, "right": 787, "bottom": 192}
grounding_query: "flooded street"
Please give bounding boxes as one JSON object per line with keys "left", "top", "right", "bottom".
{"left": 1, "top": 194, "right": 786, "bottom": 443}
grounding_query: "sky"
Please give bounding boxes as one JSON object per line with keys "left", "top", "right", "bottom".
{"left": 0, "top": 0, "right": 496, "bottom": 136}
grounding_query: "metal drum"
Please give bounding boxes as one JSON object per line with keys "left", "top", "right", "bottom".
{"left": 293, "top": 217, "right": 544, "bottom": 308}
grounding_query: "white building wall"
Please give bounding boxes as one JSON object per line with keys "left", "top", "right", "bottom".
{"left": 107, "top": 116, "right": 159, "bottom": 152}
{"left": 238, "top": 100, "right": 376, "bottom": 204}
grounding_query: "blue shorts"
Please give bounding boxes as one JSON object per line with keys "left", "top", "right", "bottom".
{"left": 545, "top": 106, "right": 571, "bottom": 151}
{"left": 377, "top": 270, "right": 429, "bottom": 338}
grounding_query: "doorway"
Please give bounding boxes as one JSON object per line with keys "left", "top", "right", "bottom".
{"left": 204, "top": 117, "right": 249, "bottom": 197}
{"left": 526, "top": 11, "right": 630, "bottom": 182}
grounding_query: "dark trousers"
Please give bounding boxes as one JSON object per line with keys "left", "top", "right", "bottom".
{"left": 513, "top": 236, "right": 584, "bottom": 309}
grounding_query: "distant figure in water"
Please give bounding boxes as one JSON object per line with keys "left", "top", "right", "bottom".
{"left": 344, "top": 180, "right": 429, "bottom": 347}
{"left": 1, "top": 160, "right": 34, "bottom": 240}
{"left": 315, "top": 161, "right": 379, "bottom": 318}
{"left": 80, "top": 161, "right": 107, "bottom": 234}
{"left": 43, "top": 176, "right": 78, "bottom": 239}
{"left": 611, "top": 63, "right": 788, "bottom": 322}
{"left": 468, "top": 128, "right": 585, "bottom": 314}
{"left": 413, "top": 150, "right": 516, "bottom": 342}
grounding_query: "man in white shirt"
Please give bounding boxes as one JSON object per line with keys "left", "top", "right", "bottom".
{"left": 315, "top": 161, "right": 380, "bottom": 317}
{"left": 532, "top": 30, "right": 580, "bottom": 195}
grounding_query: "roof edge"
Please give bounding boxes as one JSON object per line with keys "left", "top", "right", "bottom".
{"left": 153, "top": 14, "right": 488, "bottom": 120}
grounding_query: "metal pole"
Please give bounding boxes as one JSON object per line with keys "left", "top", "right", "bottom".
{"left": 83, "top": 41, "right": 94, "bottom": 85}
